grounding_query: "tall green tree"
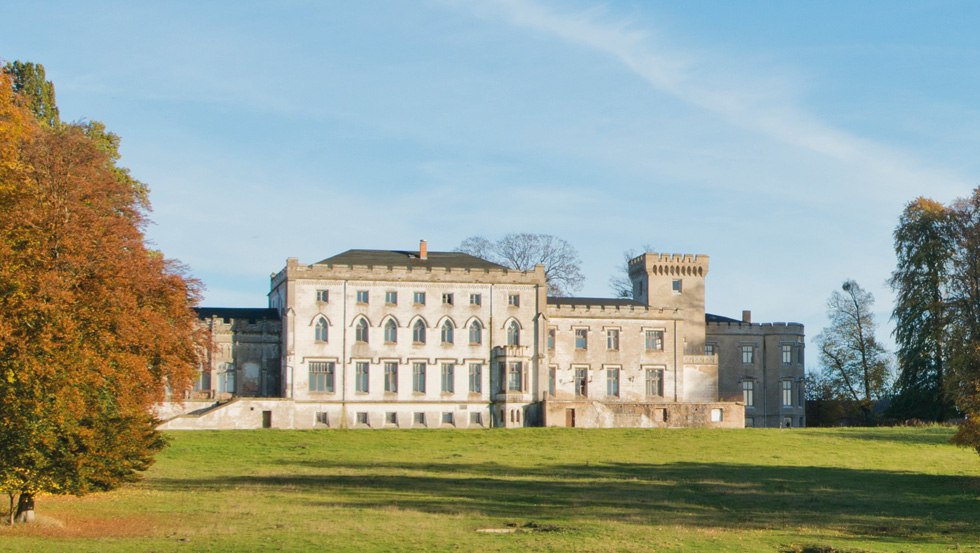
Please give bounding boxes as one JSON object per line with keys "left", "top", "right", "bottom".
{"left": 815, "top": 280, "right": 891, "bottom": 424}
{"left": 947, "top": 189, "right": 980, "bottom": 454}
{"left": 3, "top": 61, "right": 59, "bottom": 128}
{"left": 889, "top": 198, "right": 955, "bottom": 421}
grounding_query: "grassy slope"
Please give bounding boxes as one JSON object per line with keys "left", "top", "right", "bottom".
{"left": 0, "top": 427, "right": 977, "bottom": 553}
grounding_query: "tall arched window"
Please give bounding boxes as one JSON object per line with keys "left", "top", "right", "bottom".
{"left": 507, "top": 321, "right": 520, "bottom": 346}
{"left": 441, "top": 321, "right": 454, "bottom": 344}
{"left": 355, "top": 318, "right": 369, "bottom": 343}
{"left": 314, "top": 317, "right": 328, "bottom": 342}
{"left": 384, "top": 319, "right": 398, "bottom": 343}
{"left": 469, "top": 321, "right": 482, "bottom": 345}
{"left": 413, "top": 320, "right": 427, "bottom": 344}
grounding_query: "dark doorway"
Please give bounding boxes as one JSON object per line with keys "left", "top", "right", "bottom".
{"left": 262, "top": 410, "right": 272, "bottom": 428}
{"left": 565, "top": 408, "right": 576, "bottom": 428}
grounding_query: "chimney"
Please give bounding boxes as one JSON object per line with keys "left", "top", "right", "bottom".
{"left": 419, "top": 239, "right": 428, "bottom": 260}
{"left": 742, "top": 310, "right": 752, "bottom": 324}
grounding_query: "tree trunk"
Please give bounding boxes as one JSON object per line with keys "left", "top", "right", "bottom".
{"left": 7, "top": 494, "right": 12, "bottom": 526}
{"left": 14, "top": 493, "right": 35, "bottom": 524}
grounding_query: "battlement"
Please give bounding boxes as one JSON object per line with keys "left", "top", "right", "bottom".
{"left": 628, "top": 252, "right": 709, "bottom": 278}
{"left": 271, "top": 257, "right": 547, "bottom": 287}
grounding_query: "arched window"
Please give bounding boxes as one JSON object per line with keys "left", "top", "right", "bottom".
{"left": 384, "top": 319, "right": 397, "bottom": 343}
{"left": 355, "top": 318, "right": 369, "bottom": 343}
{"left": 413, "top": 320, "right": 426, "bottom": 344}
{"left": 507, "top": 321, "right": 520, "bottom": 346}
{"left": 469, "top": 321, "right": 482, "bottom": 345}
{"left": 441, "top": 321, "right": 454, "bottom": 344}
{"left": 314, "top": 317, "right": 328, "bottom": 343}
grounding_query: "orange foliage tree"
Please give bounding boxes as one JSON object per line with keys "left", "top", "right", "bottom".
{"left": 0, "top": 68, "right": 203, "bottom": 523}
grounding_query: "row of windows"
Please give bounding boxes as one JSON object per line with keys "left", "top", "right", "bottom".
{"left": 545, "top": 328, "right": 666, "bottom": 352}
{"left": 309, "top": 361, "right": 483, "bottom": 395}
{"left": 315, "top": 318, "right": 523, "bottom": 347}
{"left": 317, "top": 289, "right": 522, "bottom": 308}
{"left": 738, "top": 344, "right": 804, "bottom": 365}
{"left": 740, "top": 379, "right": 804, "bottom": 407}
{"left": 542, "top": 366, "right": 665, "bottom": 398}
{"left": 316, "top": 411, "right": 483, "bottom": 427}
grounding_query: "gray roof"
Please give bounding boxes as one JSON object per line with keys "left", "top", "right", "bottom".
{"left": 317, "top": 249, "right": 509, "bottom": 271}
{"left": 705, "top": 313, "right": 742, "bottom": 324}
{"left": 547, "top": 297, "right": 646, "bottom": 307}
{"left": 195, "top": 307, "right": 280, "bottom": 321}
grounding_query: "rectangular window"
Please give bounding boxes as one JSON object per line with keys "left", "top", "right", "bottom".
{"left": 782, "top": 344, "right": 792, "bottom": 365}
{"left": 355, "top": 362, "right": 369, "bottom": 393}
{"left": 316, "top": 289, "right": 329, "bottom": 302}
{"left": 575, "top": 328, "right": 588, "bottom": 350}
{"left": 442, "top": 412, "right": 454, "bottom": 426}
{"left": 782, "top": 380, "right": 793, "bottom": 406}
{"left": 548, "top": 366, "right": 556, "bottom": 396}
{"left": 547, "top": 328, "right": 556, "bottom": 350}
{"left": 442, "top": 293, "right": 454, "bottom": 305}
{"left": 742, "top": 380, "right": 754, "bottom": 407}
{"left": 741, "top": 345, "right": 755, "bottom": 364}
{"left": 606, "top": 367, "right": 620, "bottom": 397}
{"left": 507, "top": 361, "right": 523, "bottom": 392}
{"left": 469, "top": 293, "right": 481, "bottom": 306}
{"left": 710, "top": 408, "right": 723, "bottom": 422}
{"left": 672, "top": 279, "right": 682, "bottom": 294}
{"left": 309, "top": 361, "right": 335, "bottom": 393}
{"left": 469, "top": 412, "right": 482, "bottom": 425}
{"left": 413, "top": 291, "right": 426, "bottom": 305}
{"left": 412, "top": 362, "right": 426, "bottom": 393}
{"left": 645, "top": 368, "right": 664, "bottom": 397}
{"left": 384, "top": 362, "right": 398, "bottom": 393}
{"left": 441, "top": 363, "right": 455, "bottom": 393}
{"left": 356, "top": 290, "right": 369, "bottom": 304}
{"left": 468, "top": 363, "right": 482, "bottom": 393}
{"left": 385, "top": 291, "right": 398, "bottom": 304}
{"left": 413, "top": 412, "right": 426, "bottom": 426}
{"left": 704, "top": 344, "right": 716, "bottom": 356}
{"left": 385, "top": 412, "right": 397, "bottom": 426}
{"left": 508, "top": 294, "right": 520, "bottom": 307}
{"left": 356, "top": 412, "right": 369, "bottom": 426}
{"left": 645, "top": 330, "right": 664, "bottom": 351}
{"left": 315, "top": 412, "right": 329, "bottom": 426}
{"left": 574, "top": 367, "right": 588, "bottom": 397}
{"left": 606, "top": 329, "right": 620, "bottom": 351}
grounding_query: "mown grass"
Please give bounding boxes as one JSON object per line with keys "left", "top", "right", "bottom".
{"left": 0, "top": 426, "right": 977, "bottom": 552}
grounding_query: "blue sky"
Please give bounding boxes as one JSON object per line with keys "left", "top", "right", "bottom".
{"left": 4, "top": 1, "right": 978, "bottom": 371}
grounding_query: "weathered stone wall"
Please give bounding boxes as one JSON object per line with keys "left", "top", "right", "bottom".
{"left": 542, "top": 399, "right": 743, "bottom": 429}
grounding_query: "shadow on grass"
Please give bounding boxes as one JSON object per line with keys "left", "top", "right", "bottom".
{"left": 151, "top": 460, "right": 979, "bottom": 546}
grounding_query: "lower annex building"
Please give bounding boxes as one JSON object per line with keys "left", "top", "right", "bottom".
{"left": 157, "top": 241, "right": 805, "bottom": 430}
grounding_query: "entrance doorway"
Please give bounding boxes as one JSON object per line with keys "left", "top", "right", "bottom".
{"left": 565, "top": 408, "right": 576, "bottom": 428}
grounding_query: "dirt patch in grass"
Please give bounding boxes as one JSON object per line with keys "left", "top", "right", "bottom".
{"left": 1, "top": 513, "right": 160, "bottom": 538}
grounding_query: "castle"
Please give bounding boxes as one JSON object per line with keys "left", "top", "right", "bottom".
{"left": 157, "top": 241, "right": 805, "bottom": 429}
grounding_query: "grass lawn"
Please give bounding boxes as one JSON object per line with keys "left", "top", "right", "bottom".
{"left": 0, "top": 426, "right": 977, "bottom": 552}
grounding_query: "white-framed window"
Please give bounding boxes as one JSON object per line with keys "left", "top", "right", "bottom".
{"left": 547, "top": 328, "right": 556, "bottom": 350}
{"left": 575, "top": 328, "right": 588, "bottom": 350}
{"left": 508, "top": 294, "right": 520, "bottom": 307}
{"left": 315, "top": 412, "right": 329, "bottom": 426}
{"left": 742, "top": 380, "right": 754, "bottom": 407}
{"left": 782, "top": 380, "right": 793, "bottom": 406}
{"left": 441, "top": 363, "right": 455, "bottom": 393}
{"left": 645, "top": 330, "right": 664, "bottom": 351}
{"left": 384, "top": 362, "right": 398, "bottom": 393}
{"left": 316, "top": 289, "right": 329, "bottom": 302}
{"left": 384, "top": 319, "right": 398, "bottom": 343}
{"left": 507, "top": 321, "right": 520, "bottom": 346}
{"left": 385, "top": 291, "right": 398, "bottom": 305}
{"left": 468, "top": 363, "right": 482, "bottom": 393}
{"left": 385, "top": 412, "right": 397, "bottom": 426}
{"left": 606, "top": 329, "right": 620, "bottom": 351}
{"left": 469, "top": 293, "right": 481, "bottom": 306}
{"left": 413, "top": 412, "right": 426, "bottom": 426}
{"left": 355, "top": 362, "right": 369, "bottom": 393}
{"left": 441, "top": 321, "right": 454, "bottom": 344}
{"left": 356, "top": 290, "right": 369, "bottom": 304}
{"left": 469, "top": 412, "right": 482, "bottom": 425}
{"left": 314, "top": 317, "right": 328, "bottom": 343}
{"left": 309, "top": 361, "right": 335, "bottom": 393}
{"left": 413, "top": 291, "right": 426, "bottom": 305}
{"left": 606, "top": 367, "right": 620, "bottom": 397}
{"left": 442, "top": 412, "right": 454, "bottom": 426}
{"left": 574, "top": 366, "right": 588, "bottom": 397}
{"left": 468, "top": 321, "right": 482, "bottom": 345}
{"left": 355, "top": 319, "right": 369, "bottom": 343}
{"left": 672, "top": 279, "right": 682, "bottom": 294}
{"left": 782, "top": 344, "right": 793, "bottom": 365}
{"left": 442, "top": 293, "right": 454, "bottom": 305}
{"left": 507, "top": 361, "right": 523, "bottom": 392}
{"left": 413, "top": 362, "right": 426, "bottom": 393}
{"left": 413, "top": 320, "right": 426, "bottom": 344}
{"left": 645, "top": 367, "right": 664, "bottom": 397}
{"left": 741, "top": 345, "right": 754, "bottom": 364}
{"left": 356, "top": 412, "right": 369, "bottom": 426}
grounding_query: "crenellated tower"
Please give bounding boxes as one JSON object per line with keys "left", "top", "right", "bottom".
{"left": 628, "top": 252, "right": 709, "bottom": 352}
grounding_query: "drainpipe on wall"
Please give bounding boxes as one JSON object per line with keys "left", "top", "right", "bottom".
{"left": 341, "top": 280, "right": 348, "bottom": 429}
{"left": 761, "top": 331, "right": 768, "bottom": 427}
{"left": 673, "top": 319, "right": 679, "bottom": 402}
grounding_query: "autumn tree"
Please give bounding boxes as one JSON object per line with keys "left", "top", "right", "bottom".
{"left": 458, "top": 233, "right": 585, "bottom": 296}
{"left": 0, "top": 68, "right": 202, "bottom": 523}
{"left": 814, "top": 280, "right": 891, "bottom": 424}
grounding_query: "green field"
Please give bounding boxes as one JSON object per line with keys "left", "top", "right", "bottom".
{"left": 0, "top": 427, "right": 977, "bottom": 552}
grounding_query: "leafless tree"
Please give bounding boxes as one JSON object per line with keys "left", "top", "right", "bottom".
{"left": 457, "top": 233, "right": 584, "bottom": 296}
{"left": 609, "top": 244, "right": 655, "bottom": 299}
